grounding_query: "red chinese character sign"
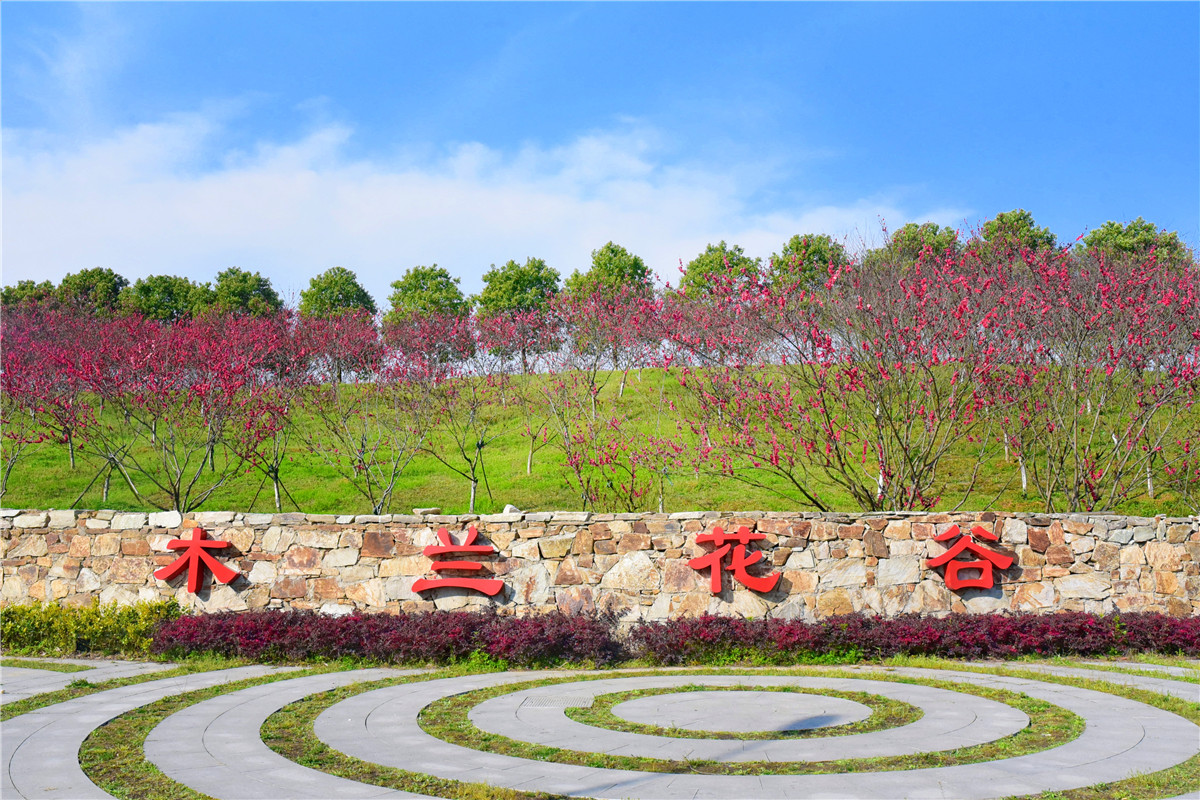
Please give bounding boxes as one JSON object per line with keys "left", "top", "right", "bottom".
{"left": 689, "top": 525, "right": 781, "bottom": 594}
{"left": 925, "top": 524, "right": 1013, "bottom": 590}
{"left": 413, "top": 526, "right": 503, "bottom": 596}
{"left": 153, "top": 527, "right": 240, "bottom": 593}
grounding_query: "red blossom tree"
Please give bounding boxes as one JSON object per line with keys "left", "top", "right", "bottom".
{"left": 987, "top": 248, "right": 1199, "bottom": 511}
{"left": 301, "top": 310, "right": 433, "bottom": 514}
{"left": 36, "top": 311, "right": 293, "bottom": 511}
{"left": 0, "top": 306, "right": 104, "bottom": 470}
{"left": 666, "top": 246, "right": 1005, "bottom": 511}
{"left": 396, "top": 312, "right": 511, "bottom": 513}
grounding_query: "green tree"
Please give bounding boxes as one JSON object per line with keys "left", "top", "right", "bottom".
{"left": 475, "top": 257, "right": 560, "bottom": 315}
{"left": 861, "top": 223, "right": 961, "bottom": 272}
{"left": 119, "top": 275, "right": 214, "bottom": 322}
{"left": 58, "top": 267, "right": 128, "bottom": 313}
{"left": 1080, "top": 217, "right": 1194, "bottom": 265}
{"left": 978, "top": 209, "right": 1057, "bottom": 253}
{"left": 475, "top": 258, "right": 560, "bottom": 375}
{"left": 211, "top": 267, "right": 282, "bottom": 316}
{"left": 385, "top": 264, "right": 469, "bottom": 323}
{"left": 1, "top": 280, "right": 56, "bottom": 308}
{"left": 679, "top": 241, "right": 761, "bottom": 296}
{"left": 299, "top": 266, "right": 377, "bottom": 318}
{"left": 565, "top": 242, "right": 652, "bottom": 300}
{"left": 767, "top": 234, "right": 851, "bottom": 289}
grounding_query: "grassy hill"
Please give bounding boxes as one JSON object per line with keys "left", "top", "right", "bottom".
{"left": 1, "top": 368, "right": 1192, "bottom": 516}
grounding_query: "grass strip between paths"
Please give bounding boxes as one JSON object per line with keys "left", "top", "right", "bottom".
{"left": 0, "top": 657, "right": 93, "bottom": 673}
{"left": 565, "top": 684, "right": 921, "bottom": 740}
{"left": 27, "top": 659, "right": 1198, "bottom": 800}
{"left": 260, "top": 668, "right": 571, "bottom": 800}
{"left": 417, "top": 668, "right": 1078, "bottom": 776}
{"left": 78, "top": 668, "right": 333, "bottom": 800}
{"left": 76, "top": 662, "right": 566, "bottom": 800}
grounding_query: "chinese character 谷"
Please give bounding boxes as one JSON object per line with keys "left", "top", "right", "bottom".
{"left": 925, "top": 524, "right": 1013, "bottom": 590}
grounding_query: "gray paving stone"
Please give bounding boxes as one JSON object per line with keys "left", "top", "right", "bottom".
{"left": 315, "top": 666, "right": 1200, "bottom": 799}
{"left": 1, "top": 665, "right": 292, "bottom": 800}
{"left": 0, "top": 659, "right": 175, "bottom": 705}
{"left": 974, "top": 661, "right": 1200, "bottom": 702}
{"left": 145, "top": 668, "right": 436, "bottom": 799}
{"left": 1076, "top": 659, "right": 1200, "bottom": 679}
{"left": 611, "top": 689, "right": 872, "bottom": 731}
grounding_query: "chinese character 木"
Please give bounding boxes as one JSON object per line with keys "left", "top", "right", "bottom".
{"left": 688, "top": 525, "right": 780, "bottom": 594}
{"left": 413, "top": 526, "right": 503, "bottom": 596}
{"left": 152, "top": 527, "right": 240, "bottom": 593}
{"left": 925, "top": 524, "right": 1013, "bottom": 590}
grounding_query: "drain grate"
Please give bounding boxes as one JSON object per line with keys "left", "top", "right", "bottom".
{"left": 519, "top": 694, "right": 595, "bottom": 709}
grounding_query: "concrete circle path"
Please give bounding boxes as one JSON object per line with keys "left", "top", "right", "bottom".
{"left": 2, "top": 660, "right": 1197, "bottom": 800}
{"left": 317, "top": 667, "right": 1200, "bottom": 800}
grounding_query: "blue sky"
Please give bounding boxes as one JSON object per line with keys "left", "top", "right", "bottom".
{"left": 3, "top": 2, "right": 1197, "bottom": 304}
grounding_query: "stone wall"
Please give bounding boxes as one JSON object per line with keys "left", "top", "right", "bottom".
{"left": 2, "top": 509, "right": 1197, "bottom": 621}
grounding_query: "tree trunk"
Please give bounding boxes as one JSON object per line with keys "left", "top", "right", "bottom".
{"left": 469, "top": 478, "right": 478, "bottom": 514}
{"left": 1020, "top": 458, "right": 1028, "bottom": 494}
{"left": 67, "top": 431, "right": 76, "bottom": 469}
{"left": 273, "top": 477, "right": 282, "bottom": 511}
{"left": 1146, "top": 461, "right": 1155, "bottom": 500}
{"left": 526, "top": 437, "right": 534, "bottom": 475}
{"left": 2, "top": 455, "right": 18, "bottom": 498}
{"left": 103, "top": 470, "right": 111, "bottom": 501}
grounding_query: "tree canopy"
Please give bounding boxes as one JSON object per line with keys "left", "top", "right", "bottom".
{"left": 565, "top": 242, "right": 652, "bottom": 300}
{"left": 386, "top": 264, "right": 469, "bottom": 323}
{"left": 767, "top": 234, "right": 851, "bottom": 289}
{"left": 860, "top": 223, "right": 961, "bottom": 272}
{"left": 299, "top": 266, "right": 377, "bottom": 318}
{"left": 977, "top": 209, "right": 1057, "bottom": 253}
{"left": 58, "top": 268, "right": 129, "bottom": 313}
{"left": 1, "top": 280, "right": 56, "bottom": 308}
{"left": 119, "top": 275, "right": 214, "bottom": 322}
{"left": 679, "top": 241, "right": 761, "bottom": 295}
{"left": 475, "top": 257, "right": 560, "bottom": 316}
{"left": 211, "top": 267, "right": 282, "bottom": 316}
{"left": 1081, "top": 217, "right": 1194, "bottom": 265}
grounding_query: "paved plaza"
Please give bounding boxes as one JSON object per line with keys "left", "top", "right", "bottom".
{"left": 2, "top": 657, "right": 1198, "bottom": 799}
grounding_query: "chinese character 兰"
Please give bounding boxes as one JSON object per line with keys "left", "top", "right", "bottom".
{"left": 413, "top": 526, "right": 503, "bottom": 596}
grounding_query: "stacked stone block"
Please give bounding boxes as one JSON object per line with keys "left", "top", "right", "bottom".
{"left": 2, "top": 509, "right": 1196, "bottom": 620}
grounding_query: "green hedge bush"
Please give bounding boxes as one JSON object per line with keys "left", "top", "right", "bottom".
{"left": 0, "top": 600, "right": 182, "bottom": 656}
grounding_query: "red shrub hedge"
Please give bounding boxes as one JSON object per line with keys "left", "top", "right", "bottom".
{"left": 151, "top": 609, "right": 1200, "bottom": 665}
{"left": 151, "top": 609, "right": 622, "bottom": 666}
{"left": 627, "top": 612, "right": 1200, "bottom": 663}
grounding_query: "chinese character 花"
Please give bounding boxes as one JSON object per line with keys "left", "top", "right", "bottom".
{"left": 688, "top": 525, "right": 780, "bottom": 594}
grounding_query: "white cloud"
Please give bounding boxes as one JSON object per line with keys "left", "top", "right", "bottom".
{"left": 2, "top": 112, "right": 971, "bottom": 304}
